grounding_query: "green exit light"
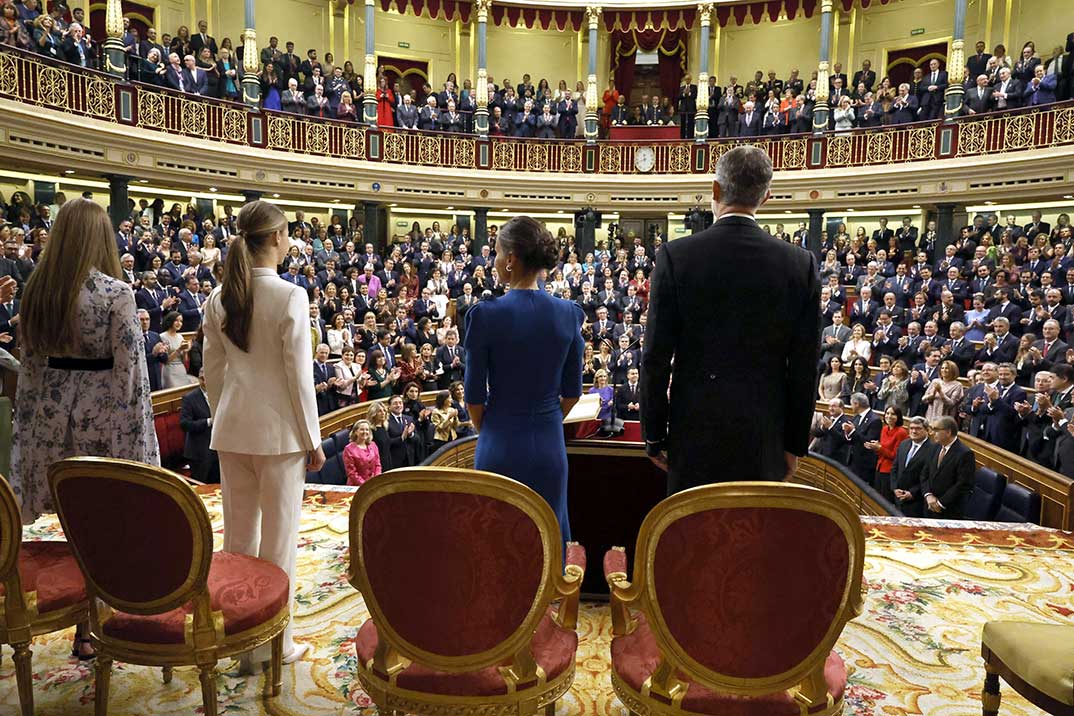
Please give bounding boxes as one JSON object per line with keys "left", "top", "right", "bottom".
{"left": 910, "top": 28, "right": 925, "bottom": 36}
{"left": 398, "top": 41, "right": 410, "bottom": 48}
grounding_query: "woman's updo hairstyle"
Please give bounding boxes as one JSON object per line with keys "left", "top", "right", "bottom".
{"left": 497, "top": 216, "right": 558, "bottom": 274}
{"left": 219, "top": 200, "right": 288, "bottom": 351}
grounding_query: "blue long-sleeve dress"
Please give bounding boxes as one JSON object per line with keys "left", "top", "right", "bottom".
{"left": 464, "top": 289, "right": 585, "bottom": 542}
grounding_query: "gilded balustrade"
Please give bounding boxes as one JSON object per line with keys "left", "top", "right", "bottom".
{"left": 2, "top": 46, "right": 1074, "bottom": 176}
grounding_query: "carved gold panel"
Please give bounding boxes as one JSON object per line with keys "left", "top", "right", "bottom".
{"left": 908, "top": 127, "right": 935, "bottom": 160}
{"left": 0, "top": 53, "right": 17, "bottom": 95}
{"left": 138, "top": 91, "right": 165, "bottom": 129}
{"left": 1004, "top": 114, "right": 1034, "bottom": 150}
{"left": 526, "top": 142, "right": 548, "bottom": 172}
{"left": 342, "top": 127, "right": 366, "bottom": 158}
{"left": 1055, "top": 108, "right": 1074, "bottom": 144}
{"left": 782, "top": 138, "right": 806, "bottom": 169}
{"left": 419, "top": 135, "right": 441, "bottom": 165}
{"left": 866, "top": 132, "right": 892, "bottom": 164}
{"left": 306, "top": 122, "right": 329, "bottom": 154}
{"left": 223, "top": 108, "right": 247, "bottom": 143}
{"left": 827, "top": 135, "right": 851, "bottom": 166}
{"left": 383, "top": 131, "right": 406, "bottom": 163}
{"left": 267, "top": 116, "right": 293, "bottom": 150}
{"left": 86, "top": 79, "right": 113, "bottom": 118}
{"left": 181, "top": 100, "right": 207, "bottom": 135}
{"left": 37, "top": 66, "right": 67, "bottom": 108}
{"left": 454, "top": 138, "right": 475, "bottom": 169}
{"left": 492, "top": 141, "right": 515, "bottom": 170}
{"left": 599, "top": 145, "right": 621, "bottom": 173}
{"left": 669, "top": 144, "right": 691, "bottom": 173}
{"left": 561, "top": 144, "right": 582, "bottom": 173}
{"left": 959, "top": 120, "right": 985, "bottom": 155}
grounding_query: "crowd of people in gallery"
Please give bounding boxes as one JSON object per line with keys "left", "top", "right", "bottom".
{"left": 2, "top": 0, "right": 1072, "bottom": 137}
{"left": 808, "top": 208, "right": 1074, "bottom": 508}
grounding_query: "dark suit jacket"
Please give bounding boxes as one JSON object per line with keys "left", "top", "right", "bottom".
{"left": 844, "top": 412, "right": 883, "bottom": 481}
{"left": 890, "top": 438, "right": 935, "bottom": 517}
{"left": 143, "top": 330, "right": 167, "bottom": 392}
{"left": 641, "top": 216, "right": 820, "bottom": 493}
{"left": 921, "top": 439, "right": 976, "bottom": 518}
{"left": 386, "top": 412, "right": 417, "bottom": 468}
{"left": 179, "top": 388, "right": 213, "bottom": 463}
{"left": 177, "top": 290, "right": 203, "bottom": 330}
{"left": 964, "top": 84, "right": 994, "bottom": 113}
{"left": 436, "top": 344, "right": 465, "bottom": 387}
{"left": 737, "top": 112, "right": 762, "bottom": 137}
{"left": 615, "top": 382, "right": 641, "bottom": 421}
{"left": 982, "top": 383, "right": 1027, "bottom": 453}
{"left": 313, "top": 361, "right": 335, "bottom": 415}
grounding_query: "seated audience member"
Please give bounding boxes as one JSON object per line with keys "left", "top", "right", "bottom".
{"left": 921, "top": 415, "right": 976, "bottom": 518}
{"left": 890, "top": 416, "right": 934, "bottom": 517}
{"left": 343, "top": 419, "right": 381, "bottom": 486}
{"left": 179, "top": 368, "right": 219, "bottom": 483}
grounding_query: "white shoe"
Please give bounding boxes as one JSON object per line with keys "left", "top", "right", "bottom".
{"left": 282, "top": 643, "right": 311, "bottom": 664}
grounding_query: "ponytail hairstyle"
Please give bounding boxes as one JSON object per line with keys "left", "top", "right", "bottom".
{"left": 220, "top": 200, "right": 287, "bottom": 351}
{"left": 496, "top": 216, "right": 558, "bottom": 276}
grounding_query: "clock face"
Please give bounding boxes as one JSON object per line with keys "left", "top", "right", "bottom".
{"left": 634, "top": 146, "right": 656, "bottom": 173}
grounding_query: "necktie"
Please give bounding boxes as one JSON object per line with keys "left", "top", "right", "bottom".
{"left": 906, "top": 442, "right": 920, "bottom": 466}
{"left": 937, "top": 445, "right": 948, "bottom": 467}
{"left": 1046, "top": 341, "right": 1053, "bottom": 355}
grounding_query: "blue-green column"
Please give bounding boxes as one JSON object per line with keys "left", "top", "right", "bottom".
{"left": 693, "top": 3, "right": 713, "bottom": 142}
{"left": 945, "top": 0, "right": 968, "bottom": 118}
{"left": 240, "top": 0, "right": 261, "bottom": 106}
{"left": 583, "top": 6, "right": 601, "bottom": 142}
{"left": 474, "top": 0, "right": 490, "bottom": 137}
{"left": 363, "top": 0, "right": 377, "bottom": 124}
{"left": 813, "top": 0, "right": 833, "bottom": 133}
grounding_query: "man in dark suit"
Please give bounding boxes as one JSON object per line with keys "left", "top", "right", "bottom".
{"left": 676, "top": 77, "right": 697, "bottom": 139}
{"left": 189, "top": 20, "right": 218, "bottom": 57}
{"left": 966, "top": 42, "right": 992, "bottom": 80}
{"left": 921, "top": 416, "right": 976, "bottom": 518}
{"left": 435, "top": 330, "right": 465, "bottom": 388}
{"left": 852, "top": 60, "right": 876, "bottom": 92}
{"left": 812, "top": 398, "right": 852, "bottom": 464}
{"left": 890, "top": 416, "right": 934, "bottom": 517}
{"left": 737, "top": 101, "right": 761, "bottom": 137}
{"left": 177, "top": 276, "right": 204, "bottom": 330}
{"left": 922, "top": 59, "right": 948, "bottom": 120}
{"left": 179, "top": 369, "right": 219, "bottom": 483}
{"left": 183, "top": 54, "right": 209, "bottom": 96}
{"left": 980, "top": 363, "right": 1027, "bottom": 453}
{"left": 1016, "top": 369, "right": 1058, "bottom": 466}
{"left": 642, "top": 146, "right": 820, "bottom": 494}
{"left": 615, "top": 368, "right": 641, "bottom": 421}
{"left": 313, "top": 344, "right": 336, "bottom": 416}
{"left": 842, "top": 393, "right": 884, "bottom": 484}
{"left": 965, "top": 74, "right": 995, "bottom": 114}
{"left": 386, "top": 394, "right": 419, "bottom": 469}
{"left": 138, "top": 309, "right": 168, "bottom": 392}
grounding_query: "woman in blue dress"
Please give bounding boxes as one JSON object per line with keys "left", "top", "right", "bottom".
{"left": 464, "top": 216, "right": 585, "bottom": 543}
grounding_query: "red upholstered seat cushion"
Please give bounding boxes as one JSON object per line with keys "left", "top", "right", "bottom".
{"left": 612, "top": 613, "right": 846, "bottom": 716}
{"left": 154, "top": 412, "right": 184, "bottom": 465}
{"left": 102, "top": 552, "right": 288, "bottom": 645}
{"left": 0, "top": 542, "right": 87, "bottom": 614}
{"left": 354, "top": 609, "right": 577, "bottom": 696}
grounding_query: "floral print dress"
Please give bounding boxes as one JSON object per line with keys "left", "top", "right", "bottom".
{"left": 11, "top": 270, "right": 160, "bottom": 522}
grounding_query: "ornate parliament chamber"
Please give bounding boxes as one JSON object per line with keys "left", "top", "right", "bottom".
{"left": 2, "top": 0, "right": 1074, "bottom": 714}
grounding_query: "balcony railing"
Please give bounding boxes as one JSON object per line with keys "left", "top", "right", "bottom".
{"left": 2, "top": 45, "right": 1074, "bottom": 175}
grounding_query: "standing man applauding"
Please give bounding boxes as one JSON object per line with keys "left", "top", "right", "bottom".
{"left": 642, "top": 146, "right": 820, "bottom": 494}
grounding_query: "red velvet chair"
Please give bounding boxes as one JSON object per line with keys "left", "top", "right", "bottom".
{"left": 348, "top": 467, "right": 586, "bottom": 716}
{"left": 603, "top": 481, "right": 865, "bottom": 716}
{"left": 0, "top": 473, "right": 89, "bottom": 716}
{"left": 48, "top": 457, "right": 291, "bottom": 716}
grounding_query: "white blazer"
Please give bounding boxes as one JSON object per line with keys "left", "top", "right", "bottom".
{"left": 203, "top": 267, "right": 320, "bottom": 455}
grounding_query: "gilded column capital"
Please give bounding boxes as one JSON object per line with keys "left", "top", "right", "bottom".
{"left": 949, "top": 38, "right": 966, "bottom": 84}
{"left": 820, "top": 0, "right": 833, "bottom": 13}
{"left": 475, "top": 0, "right": 492, "bottom": 23}
{"left": 105, "top": 0, "right": 123, "bottom": 38}
{"left": 477, "top": 67, "right": 489, "bottom": 106}
{"left": 365, "top": 0, "right": 375, "bottom": 6}
{"left": 242, "top": 28, "right": 259, "bottom": 74}
{"left": 696, "top": 3, "right": 713, "bottom": 26}
{"left": 586, "top": 6, "right": 602, "bottom": 30}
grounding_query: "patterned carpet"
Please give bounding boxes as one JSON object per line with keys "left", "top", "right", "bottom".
{"left": 2, "top": 485, "right": 1070, "bottom": 716}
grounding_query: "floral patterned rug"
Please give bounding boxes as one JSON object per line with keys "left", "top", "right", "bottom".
{"left": 1, "top": 486, "right": 1070, "bottom": 716}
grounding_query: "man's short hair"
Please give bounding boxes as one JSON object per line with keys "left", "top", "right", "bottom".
{"left": 714, "top": 146, "right": 772, "bottom": 209}
{"left": 907, "top": 416, "right": 928, "bottom": 429}
{"left": 849, "top": 392, "right": 870, "bottom": 410}
{"left": 1053, "top": 363, "right": 1074, "bottom": 383}
{"left": 932, "top": 415, "right": 959, "bottom": 435}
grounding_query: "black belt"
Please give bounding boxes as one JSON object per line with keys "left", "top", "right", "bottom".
{"left": 47, "top": 357, "right": 114, "bottom": 371}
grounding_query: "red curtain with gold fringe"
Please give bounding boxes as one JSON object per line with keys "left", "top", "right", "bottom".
{"left": 611, "top": 29, "right": 687, "bottom": 103}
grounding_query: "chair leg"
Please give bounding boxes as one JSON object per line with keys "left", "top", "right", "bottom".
{"left": 162, "top": 665, "right": 173, "bottom": 684}
{"left": 544, "top": 700, "right": 556, "bottom": 716}
{"left": 270, "top": 632, "right": 283, "bottom": 697}
{"left": 94, "top": 654, "right": 113, "bottom": 716}
{"left": 12, "top": 641, "right": 33, "bottom": 716}
{"left": 199, "top": 663, "right": 219, "bottom": 716}
{"left": 983, "top": 669, "right": 1001, "bottom": 716}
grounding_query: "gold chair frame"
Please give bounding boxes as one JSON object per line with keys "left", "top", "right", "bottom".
{"left": 982, "top": 633, "right": 1074, "bottom": 716}
{"left": 348, "top": 467, "right": 585, "bottom": 716}
{"left": 0, "top": 472, "right": 90, "bottom": 716}
{"left": 48, "top": 457, "right": 288, "bottom": 716}
{"left": 605, "top": 481, "right": 866, "bottom": 716}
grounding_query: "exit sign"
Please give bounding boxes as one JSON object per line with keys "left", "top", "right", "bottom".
{"left": 398, "top": 41, "right": 410, "bottom": 48}
{"left": 910, "top": 28, "right": 925, "bottom": 36}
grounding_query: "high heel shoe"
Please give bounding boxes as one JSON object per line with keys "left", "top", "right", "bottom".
{"left": 70, "top": 637, "right": 96, "bottom": 661}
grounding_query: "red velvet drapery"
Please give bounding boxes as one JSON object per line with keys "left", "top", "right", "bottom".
{"left": 611, "top": 29, "right": 687, "bottom": 102}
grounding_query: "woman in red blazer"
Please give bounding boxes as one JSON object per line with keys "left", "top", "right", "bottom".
{"left": 868, "top": 405, "right": 909, "bottom": 503}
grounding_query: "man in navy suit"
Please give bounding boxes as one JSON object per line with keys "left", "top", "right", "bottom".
{"left": 386, "top": 394, "right": 419, "bottom": 468}
{"left": 391, "top": 307, "right": 416, "bottom": 346}
{"left": 889, "top": 417, "right": 934, "bottom": 516}
{"left": 922, "top": 59, "right": 948, "bottom": 120}
{"left": 180, "top": 369, "right": 219, "bottom": 483}
{"left": 177, "top": 276, "right": 204, "bottom": 330}
{"left": 737, "top": 101, "right": 761, "bottom": 137}
{"left": 615, "top": 368, "right": 642, "bottom": 421}
{"left": 0, "top": 293, "right": 18, "bottom": 347}
{"left": 921, "top": 416, "right": 976, "bottom": 518}
{"left": 849, "top": 287, "right": 878, "bottom": 333}
{"left": 182, "top": 54, "right": 209, "bottom": 95}
{"left": 313, "top": 344, "right": 337, "bottom": 416}
{"left": 164, "top": 52, "right": 189, "bottom": 92}
{"left": 987, "top": 290, "right": 1021, "bottom": 334}
{"left": 375, "top": 330, "right": 396, "bottom": 370}
{"left": 138, "top": 309, "right": 168, "bottom": 392}
{"left": 436, "top": 329, "right": 465, "bottom": 388}
{"left": 841, "top": 393, "right": 883, "bottom": 484}
{"left": 812, "top": 399, "right": 853, "bottom": 464}
{"left": 979, "top": 363, "right": 1027, "bottom": 453}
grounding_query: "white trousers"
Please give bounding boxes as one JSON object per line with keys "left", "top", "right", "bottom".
{"left": 218, "top": 450, "right": 307, "bottom": 661}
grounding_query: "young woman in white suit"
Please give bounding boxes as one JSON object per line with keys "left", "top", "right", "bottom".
{"left": 203, "top": 200, "right": 325, "bottom": 672}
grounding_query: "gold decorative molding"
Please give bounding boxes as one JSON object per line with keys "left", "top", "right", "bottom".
{"left": 586, "top": 5, "right": 602, "bottom": 30}
{"left": 105, "top": 0, "right": 123, "bottom": 38}
{"left": 475, "top": 0, "right": 491, "bottom": 24}
{"left": 949, "top": 38, "right": 966, "bottom": 85}
{"left": 242, "top": 28, "right": 259, "bottom": 74}
{"left": 696, "top": 3, "right": 713, "bottom": 26}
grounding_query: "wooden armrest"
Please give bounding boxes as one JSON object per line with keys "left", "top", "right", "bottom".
{"left": 554, "top": 541, "right": 586, "bottom": 631}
